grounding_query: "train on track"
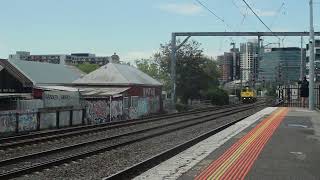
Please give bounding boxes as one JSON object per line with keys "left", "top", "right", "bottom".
{"left": 240, "top": 86, "right": 257, "bottom": 103}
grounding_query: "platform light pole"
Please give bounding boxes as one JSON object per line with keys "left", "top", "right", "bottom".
{"left": 171, "top": 33, "right": 177, "bottom": 111}
{"left": 309, "top": 0, "right": 315, "bottom": 110}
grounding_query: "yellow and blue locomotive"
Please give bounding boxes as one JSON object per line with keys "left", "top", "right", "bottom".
{"left": 240, "top": 86, "right": 257, "bottom": 103}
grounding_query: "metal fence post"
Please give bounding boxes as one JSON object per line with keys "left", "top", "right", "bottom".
{"left": 37, "top": 112, "right": 41, "bottom": 131}
{"left": 15, "top": 113, "right": 19, "bottom": 133}
{"left": 56, "top": 111, "right": 60, "bottom": 129}
{"left": 82, "top": 109, "right": 86, "bottom": 125}
{"left": 69, "top": 110, "right": 73, "bottom": 126}
{"left": 318, "top": 85, "right": 320, "bottom": 108}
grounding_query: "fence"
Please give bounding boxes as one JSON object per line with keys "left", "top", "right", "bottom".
{"left": 0, "top": 106, "right": 85, "bottom": 136}
{"left": 277, "top": 85, "right": 320, "bottom": 107}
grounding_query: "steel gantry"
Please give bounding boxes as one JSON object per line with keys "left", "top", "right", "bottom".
{"left": 170, "top": 31, "right": 320, "bottom": 110}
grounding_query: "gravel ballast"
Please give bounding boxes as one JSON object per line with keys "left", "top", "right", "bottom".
{"left": 0, "top": 109, "right": 222, "bottom": 161}
{"left": 14, "top": 107, "right": 263, "bottom": 180}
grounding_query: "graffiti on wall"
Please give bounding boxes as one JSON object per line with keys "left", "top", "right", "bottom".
{"left": 111, "top": 100, "right": 123, "bottom": 120}
{"left": 0, "top": 113, "right": 16, "bottom": 133}
{"left": 43, "top": 91, "right": 80, "bottom": 108}
{"left": 18, "top": 113, "right": 37, "bottom": 131}
{"left": 127, "top": 96, "right": 160, "bottom": 119}
{"left": 86, "top": 100, "right": 110, "bottom": 124}
{"left": 129, "top": 107, "right": 138, "bottom": 119}
{"left": 137, "top": 98, "right": 148, "bottom": 117}
{"left": 143, "top": 88, "right": 156, "bottom": 97}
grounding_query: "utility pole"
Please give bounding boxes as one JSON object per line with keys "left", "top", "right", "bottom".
{"left": 231, "top": 42, "right": 236, "bottom": 81}
{"left": 171, "top": 33, "right": 176, "bottom": 111}
{"left": 255, "top": 36, "right": 261, "bottom": 88}
{"left": 309, "top": 0, "right": 315, "bottom": 110}
{"left": 300, "top": 36, "right": 305, "bottom": 80}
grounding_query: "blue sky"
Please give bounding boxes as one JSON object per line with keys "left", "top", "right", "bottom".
{"left": 0, "top": 0, "right": 319, "bottom": 63}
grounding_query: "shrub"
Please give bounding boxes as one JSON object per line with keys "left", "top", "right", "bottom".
{"left": 175, "top": 103, "right": 188, "bottom": 112}
{"left": 205, "top": 88, "right": 229, "bottom": 105}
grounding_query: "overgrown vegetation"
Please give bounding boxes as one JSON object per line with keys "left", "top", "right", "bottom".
{"left": 76, "top": 63, "right": 100, "bottom": 74}
{"left": 203, "top": 87, "right": 229, "bottom": 105}
{"left": 135, "top": 39, "right": 224, "bottom": 105}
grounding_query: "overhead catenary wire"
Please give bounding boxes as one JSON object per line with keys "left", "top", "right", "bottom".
{"left": 194, "top": 0, "right": 235, "bottom": 43}
{"left": 270, "top": 2, "right": 285, "bottom": 28}
{"left": 241, "top": 0, "right": 280, "bottom": 41}
{"left": 231, "top": 0, "right": 259, "bottom": 41}
{"left": 195, "top": 0, "right": 234, "bottom": 31}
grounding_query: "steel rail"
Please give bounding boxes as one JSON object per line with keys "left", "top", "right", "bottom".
{"left": 0, "top": 104, "right": 239, "bottom": 149}
{"left": 0, "top": 103, "right": 265, "bottom": 179}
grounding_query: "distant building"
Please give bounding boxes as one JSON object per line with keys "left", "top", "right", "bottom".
{"left": 217, "top": 55, "right": 224, "bottom": 82}
{"left": 217, "top": 48, "right": 240, "bottom": 83}
{"left": 9, "top": 51, "right": 113, "bottom": 65}
{"left": 259, "top": 47, "right": 304, "bottom": 84}
{"left": 306, "top": 39, "right": 320, "bottom": 82}
{"left": 240, "top": 40, "right": 259, "bottom": 82}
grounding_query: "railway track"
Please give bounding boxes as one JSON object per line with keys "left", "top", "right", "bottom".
{"left": 0, "top": 102, "right": 265, "bottom": 179}
{"left": 0, "top": 104, "right": 239, "bottom": 150}
{"left": 104, "top": 113, "right": 251, "bottom": 180}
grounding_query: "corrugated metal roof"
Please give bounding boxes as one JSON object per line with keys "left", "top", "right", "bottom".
{"left": 35, "top": 85, "right": 129, "bottom": 97}
{"left": 8, "top": 60, "right": 82, "bottom": 85}
{"left": 79, "top": 87, "right": 130, "bottom": 97}
{"left": 0, "top": 93, "right": 32, "bottom": 99}
{"left": 35, "top": 85, "right": 80, "bottom": 92}
{"left": 73, "top": 63, "right": 162, "bottom": 86}
{"left": 0, "top": 59, "right": 33, "bottom": 87}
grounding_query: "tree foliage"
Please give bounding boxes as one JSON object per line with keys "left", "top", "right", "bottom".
{"left": 76, "top": 63, "right": 100, "bottom": 74}
{"left": 135, "top": 59, "right": 170, "bottom": 90}
{"left": 204, "top": 87, "right": 229, "bottom": 105}
{"left": 135, "top": 39, "right": 222, "bottom": 104}
{"left": 155, "top": 40, "right": 220, "bottom": 103}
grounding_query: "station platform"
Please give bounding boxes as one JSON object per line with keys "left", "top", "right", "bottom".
{"left": 134, "top": 107, "right": 320, "bottom": 180}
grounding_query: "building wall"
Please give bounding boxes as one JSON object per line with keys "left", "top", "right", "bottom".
{"left": 240, "top": 41, "right": 258, "bottom": 82}
{"left": 218, "top": 50, "right": 240, "bottom": 83}
{"left": 9, "top": 51, "right": 111, "bottom": 66}
{"left": 0, "top": 108, "right": 84, "bottom": 135}
{"left": 260, "top": 48, "right": 303, "bottom": 84}
{"left": 217, "top": 55, "right": 224, "bottom": 82}
{"left": 222, "top": 52, "right": 232, "bottom": 82}
{"left": 85, "top": 86, "right": 162, "bottom": 123}
{"left": 306, "top": 39, "right": 320, "bottom": 81}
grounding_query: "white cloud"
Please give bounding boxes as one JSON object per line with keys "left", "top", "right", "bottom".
{"left": 157, "top": 3, "right": 203, "bottom": 16}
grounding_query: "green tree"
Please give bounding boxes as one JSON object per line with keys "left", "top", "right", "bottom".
{"left": 205, "top": 87, "right": 229, "bottom": 105}
{"left": 76, "top": 63, "right": 100, "bottom": 74}
{"left": 135, "top": 58, "right": 171, "bottom": 91}
{"left": 155, "top": 40, "right": 220, "bottom": 103}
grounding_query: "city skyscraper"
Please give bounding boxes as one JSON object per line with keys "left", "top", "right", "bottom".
{"left": 259, "top": 47, "right": 304, "bottom": 84}
{"left": 240, "top": 40, "right": 259, "bottom": 83}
